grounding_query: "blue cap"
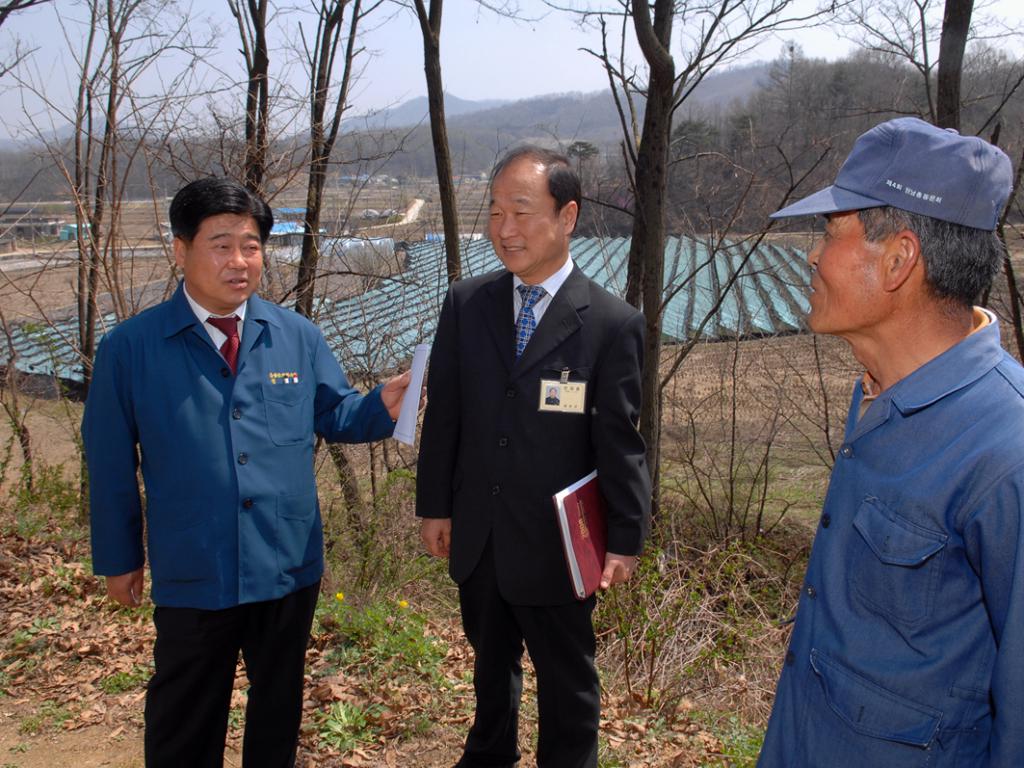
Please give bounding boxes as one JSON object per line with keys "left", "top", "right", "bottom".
{"left": 770, "top": 117, "right": 1013, "bottom": 231}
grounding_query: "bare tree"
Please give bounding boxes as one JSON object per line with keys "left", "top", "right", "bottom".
{"left": 12, "top": 0, "right": 204, "bottom": 514}
{"left": 0, "top": 0, "right": 50, "bottom": 78}
{"left": 565, "top": 0, "right": 836, "bottom": 507}
{"left": 227, "top": 0, "right": 272, "bottom": 193}
{"left": 293, "top": 0, "right": 381, "bottom": 317}
{"left": 413, "top": 0, "right": 460, "bottom": 285}
{"left": 935, "top": 0, "right": 974, "bottom": 129}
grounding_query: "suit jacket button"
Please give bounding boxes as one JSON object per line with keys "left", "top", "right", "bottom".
{"left": 221, "top": 367, "right": 231, "bottom": 378}
{"left": 498, "top": 436, "right": 509, "bottom": 447}
{"left": 821, "top": 513, "right": 831, "bottom": 528}
{"left": 232, "top": 408, "right": 242, "bottom": 420}
{"left": 238, "top": 452, "right": 249, "bottom": 465}
{"left": 505, "top": 387, "right": 516, "bottom": 398}
{"left": 242, "top": 498, "right": 254, "bottom": 509}
{"left": 491, "top": 484, "right": 501, "bottom": 495}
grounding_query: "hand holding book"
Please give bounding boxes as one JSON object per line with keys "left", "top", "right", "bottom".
{"left": 553, "top": 470, "right": 639, "bottom": 599}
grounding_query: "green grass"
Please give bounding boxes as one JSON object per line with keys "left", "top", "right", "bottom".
{"left": 99, "top": 664, "right": 151, "bottom": 694}
{"left": 17, "top": 700, "right": 74, "bottom": 735}
{"left": 316, "top": 593, "right": 446, "bottom": 684}
{"left": 695, "top": 711, "right": 764, "bottom": 767}
{"left": 314, "top": 700, "right": 383, "bottom": 753}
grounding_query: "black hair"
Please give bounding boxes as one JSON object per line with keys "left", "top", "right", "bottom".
{"left": 169, "top": 178, "right": 274, "bottom": 244}
{"left": 857, "top": 207, "right": 1004, "bottom": 310}
{"left": 490, "top": 145, "right": 582, "bottom": 225}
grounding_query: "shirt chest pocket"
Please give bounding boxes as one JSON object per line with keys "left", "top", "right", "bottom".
{"left": 851, "top": 497, "right": 947, "bottom": 626}
{"left": 261, "top": 383, "right": 313, "bottom": 446}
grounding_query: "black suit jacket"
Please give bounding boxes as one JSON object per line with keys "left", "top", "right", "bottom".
{"left": 416, "top": 266, "right": 651, "bottom": 606}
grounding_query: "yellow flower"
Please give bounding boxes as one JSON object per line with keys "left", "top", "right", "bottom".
{"left": 397, "top": 599, "right": 409, "bottom": 609}
{"left": 335, "top": 591, "right": 345, "bottom": 603}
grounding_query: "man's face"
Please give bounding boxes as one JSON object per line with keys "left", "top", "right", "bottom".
{"left": 174, "top": 213, "right": 263, "bottom": 315}
{"left": 488, "top": 157, "right": 578, "bottom": 285}
{"left": 805, "top": 211, "right": 887, "bottom": 339}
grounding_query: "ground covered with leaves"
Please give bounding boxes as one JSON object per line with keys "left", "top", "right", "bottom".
{"left": 0, "top": 510, "right": 779, "bottom": 767}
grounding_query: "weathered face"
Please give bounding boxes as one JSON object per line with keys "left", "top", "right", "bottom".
{"left": 174, "top": 213, "right": 263, "bottom": 315}
{"left": 805, "top": 211, "right": 887, "bottom": 340}
{"left": 488, "top": 157, "right": 577, "bottom": 285}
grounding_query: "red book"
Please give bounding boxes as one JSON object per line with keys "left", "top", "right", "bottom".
{"left": 553, "top": 470, "right": 608, "bottom": 600}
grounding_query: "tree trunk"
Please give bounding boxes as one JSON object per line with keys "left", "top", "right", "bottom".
{"left": 247, "top": 1, "right": 270, "bottom": 193}
{"left": 415, "top": 0, "right": 460, "bottom": 284}
{"left": 629, "top": 0, "right": 675, "bottom": 507}
{"left": 936, "top": 0, "right": 974, "bottom": 129}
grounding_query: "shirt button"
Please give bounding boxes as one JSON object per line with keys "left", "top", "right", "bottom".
{"left": 498, "top": 436, "right": 509, "bottom": 447}
{"left": 805, "top": 585, "right": 817, "bottom": 599}
{"left": 221, "top": 367, "right": 231, "bottom": 378}
{"left": 238, "top": 452, "right": 249, "bottom": 465}
{"left": 242, "top": 498, "right": 254, "bottom": 509}
{"left": 505, "top": 387, "right": 516, "bottom": 398}
{"left": 232, "top": 408, "right": 242, "bottom": 420}
{"left": 491, "top": 484, "right": 501, "bottom": 496}
{"left": 821, "top": 513, "right": 831, "bottom": 528}
{"left": 785, "top": 651, "right": 795, "bottom": 666}
{"left": 840, "top": 444, "right": 853, "bottom": 458}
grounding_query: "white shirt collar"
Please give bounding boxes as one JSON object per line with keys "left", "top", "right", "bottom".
{"left": 182, "top": 282, "right": 248, "bottom": 324}
{"left": 512, "top": 253, "right": 573, "bottom": 299}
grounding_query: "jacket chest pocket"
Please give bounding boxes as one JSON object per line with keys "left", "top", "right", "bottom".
{"left": 261, "top": 384, "right": 313, "bottom": 446}
{"left": 851, "top": 497, "right": 947, "bottom": 626}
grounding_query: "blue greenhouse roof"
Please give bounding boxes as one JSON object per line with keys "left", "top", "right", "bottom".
{"left": 4, "top": 237, "right": 810, "bottom": 384}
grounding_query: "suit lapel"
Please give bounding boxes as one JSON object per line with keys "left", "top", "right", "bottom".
{"left": 481, "top": 272, "right": 516, "bottom": 374}
{"left": 513, "top": 266, "right": 589, "bottom": 376}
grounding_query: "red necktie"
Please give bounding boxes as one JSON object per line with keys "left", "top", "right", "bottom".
{"left": 207, "top": 315, "right": 240, "bottom": 374}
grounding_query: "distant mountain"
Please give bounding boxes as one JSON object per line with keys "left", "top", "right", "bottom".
{"left": 345, "top": 93, "right": 511, "bottom": 130}
{"left": 334, "top": 62, "right": 770, "bottom": 178}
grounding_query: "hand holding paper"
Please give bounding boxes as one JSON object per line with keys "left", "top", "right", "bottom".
{"left": 393, "top": 343, "right": 430, "bottom": 445}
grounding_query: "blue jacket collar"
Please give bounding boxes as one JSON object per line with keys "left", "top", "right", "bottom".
{"left": 848, "top": 320, "right": 1005, "bottom": 440}
{"left": 163, "top": 281, "right": 282, "bottom": 339}
{"left": 889, "top": 320, "right": 1005, "bottom": 415}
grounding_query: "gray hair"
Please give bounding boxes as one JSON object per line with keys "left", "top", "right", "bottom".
{"left": 857, "top": 206, "right": 1005, "bottom": 309}
{"left": 490, "top": 145, "right": 582, "bottom": 222}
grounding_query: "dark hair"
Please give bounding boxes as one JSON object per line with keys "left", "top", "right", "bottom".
{"left": 857, "top": 206, "right": 1004, "bottom": 309}
{"left": 169, "top": 178, "right": 274, "bottom": 244}
{"left": 491, "top": 145, "right": 582, "bottom": 224}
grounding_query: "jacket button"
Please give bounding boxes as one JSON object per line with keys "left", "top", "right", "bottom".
{"left": 821, "top": 513, "right": 831, "bottom": 528}
{"left": 805, "top": 585, "right": 817, "bottom": 599}
{"left": 491, "top": 484, "right": 501, "bottom": 495}
{"left": 242, "top": 498, "right": 254, "bottom": 509}
{"left": 498, "top": 436, "right": 509, "bottom": 447}
{"left": 232, "top": 408, "right": 242, "bottom": 420}
{"left": 785, "top": 651, "right": 795, "bottom": 666}
{"left": 238, "top": 452, "right": 249, "bottom": 465}
{"left": 505, "top": 387, "right": 516, "bottom": 398}
{"left": 840, "top": 444, "right": 853, "bottom": 458}
{"left": 221, "top": 367, "right": 231, "bottom": 378}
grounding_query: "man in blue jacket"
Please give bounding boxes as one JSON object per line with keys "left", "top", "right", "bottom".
{"left": 758, "top": 118, "right": 1020, "bottom": 767}
{"left": 83, "top": 178, "right": 411, "bottom": 768}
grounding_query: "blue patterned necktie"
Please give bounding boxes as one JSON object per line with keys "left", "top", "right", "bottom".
{"left": 515, "top": 284, "right": 546, "bottom": 358}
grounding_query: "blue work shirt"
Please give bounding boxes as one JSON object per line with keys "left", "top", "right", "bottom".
{"left": 84, "top": 284, "right": 395, "bottom": 610}
{"left": 759, "top": 318, "right": 1024, "bottom": 767}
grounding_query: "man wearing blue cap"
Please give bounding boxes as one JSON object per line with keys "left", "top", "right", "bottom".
{"left": 757, "top": 117, "right": 1021, "bottom": 767}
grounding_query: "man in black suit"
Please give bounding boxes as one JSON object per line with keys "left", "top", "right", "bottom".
{"left": 416, "top": 145, "right": 651, "bottom": 768}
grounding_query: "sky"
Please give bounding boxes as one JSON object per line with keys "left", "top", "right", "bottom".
{"left": 0, "top": 0, "right": 1022, "bottom": 140}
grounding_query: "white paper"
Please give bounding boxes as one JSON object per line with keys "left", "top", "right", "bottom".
{"left": 393, "top": 343, "right": 430, "bottom": 445}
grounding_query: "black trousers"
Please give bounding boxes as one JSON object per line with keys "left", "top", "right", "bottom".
{"left": 144, "top": 580, "right": 320, "bottom": 768}
{"left": 455, "top": 542, "right": 600, "bottom": 768}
